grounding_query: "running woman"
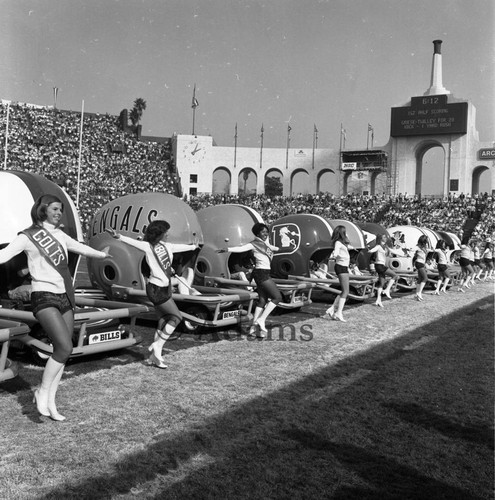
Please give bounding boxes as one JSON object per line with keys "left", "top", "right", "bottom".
{"left": 220, "top": 222, "right": 281, "bottom": 338}
{"left": 367, "top": 233, "right": 403, "bottom": 307}
{"left": 413, "top": 235, "right": 430, "bottom": 301}
{"left": 324, "top": 225, "right": 352, "bottom": 322}
{"left": 433, "top": 239, "right": 451, "bottom": 294}
{"left": 457, "top": 241, "right": 475, "bottom": 292}
{"left": 107, "top": 220, "right": 198, "bottom": 368}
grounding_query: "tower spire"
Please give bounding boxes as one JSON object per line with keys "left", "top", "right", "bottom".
{"left": 424, "top": 40, "right": 450, "bottom": 96}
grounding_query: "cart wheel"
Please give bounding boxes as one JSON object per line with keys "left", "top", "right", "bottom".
{"left": 180, "top": 305, "right": 209, "bottom": 334}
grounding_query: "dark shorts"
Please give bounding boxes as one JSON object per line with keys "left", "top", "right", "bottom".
{"left": 459, "top": 257, "right": 470, "bottom": 268}
{"left": 252, "top": 268, "right": 271, "bottom": 286}
{"left": 414, "top": 262, "right": 425, "bottom": 270}
{"left": 437, "top": 264, "right": 450, "bottom": 278}
{"left": 474, "top": 259, "right": 480, "bottom": 266}
{"left": 31, "top": 291, "right": 73, "bottom": 317}
{"left": 334, "top": 264, "right": 349, "bottom": 275}
{"left": 146, "top": 282, "right": 172, "bottom": 306}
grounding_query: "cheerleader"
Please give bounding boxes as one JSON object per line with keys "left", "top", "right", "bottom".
{"left": 219, "top": 223, "right": 281, "bottom": 337}
{"left": 324, "top": 225, "right": 351, "bottom": 322}
{"left": 107, "top": 221, "right": 198, "bottom": 368}
{"left": 433, "top": 239, "right": 450, "bottom": 294}
{"left": 367, "top": 233, "right": 403, "bottom": 307}
{"left": 481, "top": 242, "right": 494, "bottom": 280}
{"left": 457, "top": 241, "right": 475, "bottom": 292}
{"left": 0, "top": 195, "right": 111, "bottom": 421}
{"left": 413, "top": 235, "right": 430, "bottom": 301}
{"left": 472, "top": 240, "right": 484, "bottom": 281}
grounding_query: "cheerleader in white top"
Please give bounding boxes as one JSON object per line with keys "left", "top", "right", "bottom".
{"left": 457, "top": 242, "right": 475, "bottom": 292}
{"left": 481, "top": 242, "right": 494, "bottom": 280}
{"left": 413, "top": 235, "right": 429, "bottom": 301}
{"left": 0, "top": 195, "right": 110, "bottom": 420}
{"left": 433, "top": 239, "right": 450, "bottom": 294}
{"left": 367, "top": 233, "right": 403, "bottom": 307}
{"left": 107, "top": 221, "right": 198, "bottom": 368}
{"left": 220, "top": 223, "right": 281, "bottom": 338}
{"left": 324, "top": 225, "right": 351, "bottom": 322}
{"left": 472, "top": 240, "right": 484, "bottom": 281}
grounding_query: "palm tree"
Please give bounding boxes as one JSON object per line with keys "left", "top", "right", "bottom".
{"left": 242, "top": 170, "right": 250, "bottom": 194}
{"left": 129, "top": 98, "right": 147, "bottom": 126}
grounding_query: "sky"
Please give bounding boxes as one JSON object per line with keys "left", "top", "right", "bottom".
{"left": 1, "top": 0, "right": 494, "bottom": 151}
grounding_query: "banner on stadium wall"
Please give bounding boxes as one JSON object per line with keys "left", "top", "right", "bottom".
{"left": 351, "top": 171, "right": 369, "bottom": 181}
{"left": 478, "top": 148, "right": 495, "bottom": 160}
{"left": 341, "top": 162, "right": 357, "bottom": 170}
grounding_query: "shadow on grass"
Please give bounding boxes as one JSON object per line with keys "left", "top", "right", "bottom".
{"left": 383, "top": 401, "right": 495, "bottom": 450}
{"left": 38, "top": 295, "right": 494, "bottom": 499}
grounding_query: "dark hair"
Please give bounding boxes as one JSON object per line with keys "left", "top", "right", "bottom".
{"left": 144, "top": 220, "right": 170, "bottom": 245}
{"left": 331, "top": 225, "right": 349, "bottom": 245}
{"left": 252, "top": 223, "right": 268, "bottom": 237}
{"left": 30, "top": 194, "right": 64, "bottom": 225}
{"left": 417, "top": 235, "right": 428, "bottom": 247}
{"left": 436, "top": 239, "right": 446, "bottom": 250}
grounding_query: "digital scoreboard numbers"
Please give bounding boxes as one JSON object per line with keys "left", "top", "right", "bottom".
{"left": 390, "top": 95, "right": 468, "bottom": 137}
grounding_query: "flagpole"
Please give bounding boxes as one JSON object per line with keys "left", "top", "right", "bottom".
{"left": 286, "top": 124, "right": 291, "bottom": 169}
{"left": 312, "top": 124, "right": 318, "bottom": 170}
{"left": 367, "top": 124, "right": 370, "bottom": 150}
{"left": 76, "top": 100, "right": 84, "bottom": 209}
{"left": 260, "top": 124, "right": 264, "bottom": 169}
{"left": 234, "top": 123, "right": 237, "bottom": 169}
{"left": 339, "top": 123, "right": 345, "bottom": 197}
{"left": 3, "top": 103, "right": 9, "bottom": 170}
{"left": 53, "top": 87, "right": 59, "bottom": 109}
{"left": 191, "top": 84, "right": 198, "bottom": 135}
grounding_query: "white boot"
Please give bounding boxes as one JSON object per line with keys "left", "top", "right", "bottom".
{"left": 148, "top": 324, "right": 174, "bottom": 369}
{"left": 441, "top": 278, "right": 449, "bottom": 293}
{"left": 415, "top": 282, "right": 425, "bottom": 300}
{"left": 383, "top": 280, "right": 394, "bottom": 299}
{"left": 334, "top": 297, "right": 347, "bottom": 322}
{"left": 255, "top": 301, "right": 277, "bottom": 335}
{"left": 325, "top": 295, "right": 339, "bottom": 318}
{"left": 46, "top": 364, "right": 66, "bottom": 421}
{"left": 249, "top": 306, "right": 263, "bottom": 336}
{"left": 374, "top": 288, "right": 384, "bottom": 307}
{"left": 34, "top": 357, "right": 65, "bottom": 419}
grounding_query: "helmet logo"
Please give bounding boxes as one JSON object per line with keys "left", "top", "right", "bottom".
{"left": 271, "top": 223, "right": 300, "bottom": 255}
{"left": 392, "top": 231, "right": 406, "bottom": 249}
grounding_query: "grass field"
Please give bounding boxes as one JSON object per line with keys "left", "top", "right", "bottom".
{"left": 1, "top": 280, "right": 493, "bottom": 499}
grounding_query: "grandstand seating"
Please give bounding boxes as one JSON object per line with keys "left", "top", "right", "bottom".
{"left": 1, "top": 101, "right": 493, "bottom": 243}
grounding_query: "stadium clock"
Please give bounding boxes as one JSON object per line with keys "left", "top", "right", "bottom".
{"left": 182, "top": 140, "right": 206, "bottom": 164}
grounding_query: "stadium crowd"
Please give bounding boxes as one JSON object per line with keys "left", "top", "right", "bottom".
{"left": 1, "top": 100, "right": 493, "bottom": 243}
{"left": 187, "top": 192, "right": 494, "bottom": 242}
{"left": 0, "top": 101, "right": 179, "bottom": 232}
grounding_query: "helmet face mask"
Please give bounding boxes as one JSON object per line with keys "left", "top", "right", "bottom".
{"left": 195, "top": 204, "right": 263, "bottom": 281}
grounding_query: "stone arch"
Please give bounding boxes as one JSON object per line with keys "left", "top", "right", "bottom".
{"left": 290, "top": 168, "right": 310, "bottom": 195}
{"left": 238, "top": 167, "right": 257, "bottom": 195}
{"left": 472, "top": 165, "right": 490, "bottom": 195}
{"left": 415, "top": 141, "right": 446, "bottom": 196}
{"left": 341, "top": 171, "right": 351, "bottom": 195}
{"left": 316, "top": 168, "right": 337, "bottom": 194}
{"left": 212, "top": 167, "right": 231, "bottom": 194}
{"left": 370, "top": 171, "right": 387, "bottom": 196}
{"left": 264, "top": 168, "right": 283, "bottom": 196}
